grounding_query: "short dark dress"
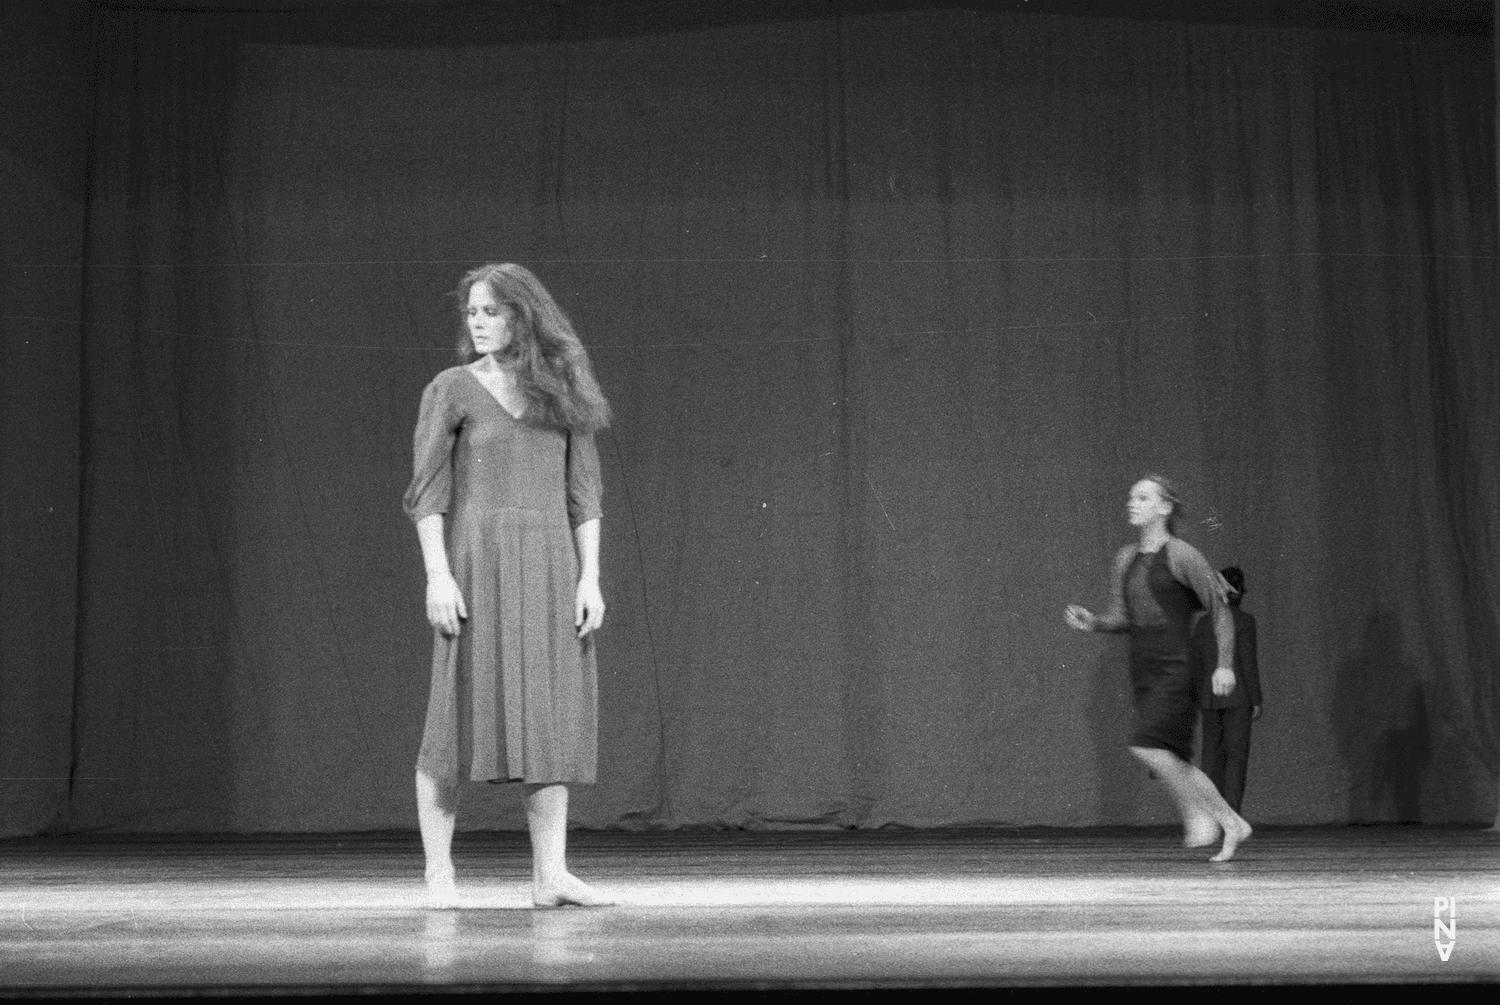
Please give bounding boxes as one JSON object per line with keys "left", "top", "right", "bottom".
{"left": 1099, "top": 539, "right": 1233, "bottom": 761}
{"left": 403, "top": 366, "right": 603, "bottom": 785}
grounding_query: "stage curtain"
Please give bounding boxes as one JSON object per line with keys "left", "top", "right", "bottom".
{"left": 16, "top": 3, "right": 1499, "bottom": 832}
{"left": 0, "top": 2, "right": 88, "bottom": 838}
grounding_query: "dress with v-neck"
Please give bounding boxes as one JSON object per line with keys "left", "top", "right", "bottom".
{"left": 403, "top": 365, "right": 603, "bottom": 784}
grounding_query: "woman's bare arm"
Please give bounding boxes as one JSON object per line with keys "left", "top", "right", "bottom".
{"left": 418, "top": 513, "right": 466, "bottom": 636}
{"left": 573, "top": 518, "right": 604, "bottom": 637}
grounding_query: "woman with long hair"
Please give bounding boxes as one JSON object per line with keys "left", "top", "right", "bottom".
{"left": 1065, "top": 475, "right": 1252, "bottom": 862}
{"left": 403, "top": 263, "right": 614, "bottom": 907}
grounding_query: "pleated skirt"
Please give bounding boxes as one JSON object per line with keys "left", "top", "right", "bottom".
{"left": 417, "top": 508, "right": 597, "bottom": 785}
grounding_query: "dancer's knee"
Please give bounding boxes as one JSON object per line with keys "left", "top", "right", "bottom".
{"left": 1128, "top": 744, "right": 1178, "bottom": 767}
{"left": 416, "top": 769, "right": 459, "bottom": 808}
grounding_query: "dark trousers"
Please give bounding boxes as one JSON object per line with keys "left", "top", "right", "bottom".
{"left": 1200, "top": 706, "right": 1252, "bottom": 813}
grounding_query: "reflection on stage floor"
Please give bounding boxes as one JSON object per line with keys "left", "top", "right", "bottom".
{"left": 1, "top": 827, "right": 1495, "bottom": 991}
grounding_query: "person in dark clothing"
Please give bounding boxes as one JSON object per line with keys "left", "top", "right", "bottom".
{"left": 1193, "top": 566, "right": 1261, "bottom": 814}
{"left": 1066, "top": 475, "right": 1252, "bottom": 862}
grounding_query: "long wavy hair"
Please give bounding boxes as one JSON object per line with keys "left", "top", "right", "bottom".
{"left": 455, "top": 263, "right": 612, "bottom": 434}
{"left": 1141, "top": 473, "right": 1185, "bottom": 535}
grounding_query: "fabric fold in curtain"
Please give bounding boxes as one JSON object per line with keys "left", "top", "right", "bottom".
{"left": 0, "top": 2, "right": 88, "bottom": 838}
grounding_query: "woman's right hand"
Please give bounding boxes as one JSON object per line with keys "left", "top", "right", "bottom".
{"left": 1064, "top": 604, "right": 1096, "bottom": 632}
{"left": 426, "top": 572, "right": 468, "bottom": 637}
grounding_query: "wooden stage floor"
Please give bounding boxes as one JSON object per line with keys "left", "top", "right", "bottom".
{"left": 0, "top": 827, "right": 1496, "bottom": 993}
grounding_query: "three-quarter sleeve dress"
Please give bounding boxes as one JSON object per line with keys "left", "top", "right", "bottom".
{"left": 1097, "top": 537, "right": 1233, "bottom": 761}
{"left": 403, "top": 365, "right": 603, "bottom": 785}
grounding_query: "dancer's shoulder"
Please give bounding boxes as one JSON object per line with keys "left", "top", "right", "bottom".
{"left": 430, "top": 364, "right": 469, "bottom": 386}
{"left": 419, "top": 365, "right": 471, "bottom": 398}
{"left": 1163, "top": 536, "right": 1208, "bottom": 566}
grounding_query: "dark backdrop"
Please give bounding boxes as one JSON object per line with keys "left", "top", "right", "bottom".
{"left": 2, "top": 0, "right": 1496, "bottom": 835}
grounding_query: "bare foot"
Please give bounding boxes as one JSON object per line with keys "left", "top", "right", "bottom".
{"left": 533, "top": 873, "right": 615, "bottom": 908}
{"left": 425, "top": 866, "right": 460, "bottom": 909}
{"left": 1209, "top": 817, "right": 1252, "bottom": 863}
{"left": 1183, "top": 813, "right": 1221, "bottom": 848}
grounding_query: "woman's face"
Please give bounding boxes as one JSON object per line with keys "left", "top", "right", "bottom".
{"left": 1127, "top": 479, "right": 1170, "bottom": 527}
{"left": 466, "top": 281, "right": 512, "bottom": 358}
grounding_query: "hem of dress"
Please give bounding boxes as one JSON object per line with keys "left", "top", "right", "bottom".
{"left": 1126, "top": 734, "right": 1193, "bottom": 761}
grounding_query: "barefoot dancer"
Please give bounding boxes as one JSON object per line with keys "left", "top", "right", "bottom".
{"left": 404, "top": 263, "right": 615, "bottom": 907}
{"left": 1065, "top": 475, "right": 1252, "bottom": 862}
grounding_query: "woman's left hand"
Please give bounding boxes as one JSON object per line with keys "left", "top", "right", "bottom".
{"left": 575, "top": 577, "right": 606, "bottom": 638}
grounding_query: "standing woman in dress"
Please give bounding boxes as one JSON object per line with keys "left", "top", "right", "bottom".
{"left": 1064, "top": 475, "right": 1252, "bottom": 862}
{"left": 403, "top": 263, "right": 613, "bottom": 907}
